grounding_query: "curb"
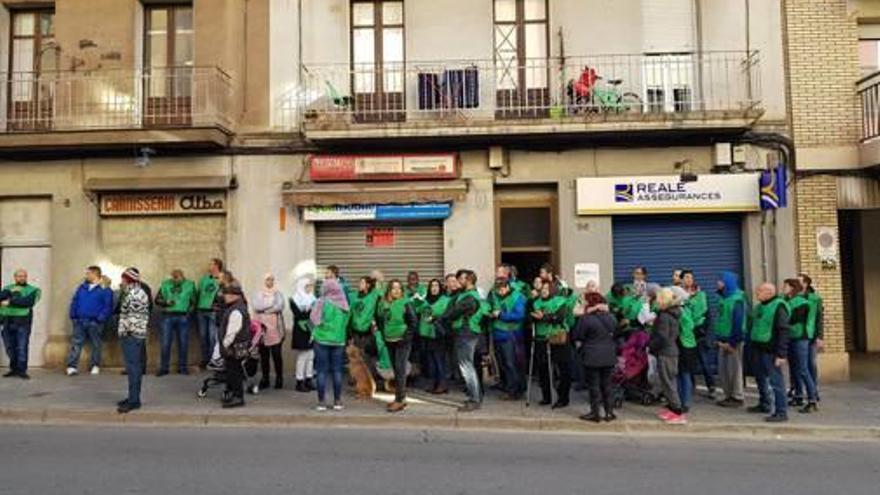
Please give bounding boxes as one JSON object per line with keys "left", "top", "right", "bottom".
{"left": 2, "top": 407, "right": 879, "bottom": 441}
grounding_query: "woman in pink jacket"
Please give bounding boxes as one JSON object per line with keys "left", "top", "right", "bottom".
{"left": 252, "top": 273, "right": 286, "bottom": 390}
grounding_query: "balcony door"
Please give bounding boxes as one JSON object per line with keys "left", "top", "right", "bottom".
{"left": 350, "top": 0, "right": 405, "bottom": 123}
{"left": 493, "top": 0, "right": 549, "bottom": 119}
{"left": 144, "top": 4, "right": 194, "bottom": 127}
{"left": 7, "top": 10, "right": 56, "bottom": 131}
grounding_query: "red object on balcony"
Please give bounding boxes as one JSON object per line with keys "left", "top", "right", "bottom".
{"left": 308, "top": 153, "right": 459, "bottom": 182}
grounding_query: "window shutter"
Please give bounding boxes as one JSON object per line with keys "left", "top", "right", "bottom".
{"left": 641, "top": 0, "right": 696, "bottom": 53}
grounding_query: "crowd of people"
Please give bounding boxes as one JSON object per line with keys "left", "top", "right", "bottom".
{"left": 0, "top": 258, "right": 825, "bottom": 424}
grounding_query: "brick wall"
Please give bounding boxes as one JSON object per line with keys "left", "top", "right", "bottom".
{"left": 784, "top": 0, "right": 861, "bottom": 147}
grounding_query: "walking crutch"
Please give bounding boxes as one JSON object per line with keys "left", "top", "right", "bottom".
{"left": 525, "top": 322, "right": 537, "bottom": 407}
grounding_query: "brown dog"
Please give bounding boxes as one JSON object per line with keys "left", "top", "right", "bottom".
{"left": 346, "top": 344, "right": 376, "bottom": 400}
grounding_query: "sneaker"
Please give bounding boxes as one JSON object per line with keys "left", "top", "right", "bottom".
{"left": 332, "top": 403, "right": 344, "bottom": 411}
{"left": 458, "top": 401, "right": 480, "bottom": 413}
{"left": 799, "top": 402, "right": 818, "bottom": 414}
{"left": 664, "top": 413, "right": 688, "bottom": 425}
{"left": 90, "top": 366, "right": 100, "bottom": 376}
{"left": 117, "top": 402, "right": 141, "bottom": 414}
{"left": 315, "top": 404, "right": 329, "bottom": 412}
{"left": 657, "top": 408, "right": 674, "bottom": 420}
{"left": 222, "top": 397, "right": 245, "bottom": 409}
{"left": 579, "top": 413, "right": 602, "bottom": 423}
{"left": 117, "top": 398, "right": 130, "bottom": 407}
{"left": 747, "top": 405, "right": 770, "bottom": 414}
{"left": 3, "top": 370, "right": 17, "bottom": 378}
{"left": 66, "top": 367, "right": 78, "bottom": 376}
{"left": 788, "top": 397, "right": 805, "bottom": 407}
{"left": 717, "top": 397, "right": 744, "bottom": 408}
{"left": 387, "top": 401, "right": 408, "bottom": 413}
{"left": 765, "top": 414, "right": 788, "bottom": 423}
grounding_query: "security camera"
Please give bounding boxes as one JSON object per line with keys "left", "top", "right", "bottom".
{"left": 134, "top": 147, "right": 156, "bottom": 168}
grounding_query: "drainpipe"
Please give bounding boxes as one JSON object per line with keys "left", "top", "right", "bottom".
{"left": 738, "top": 131, "right": 797, "bottom": 286}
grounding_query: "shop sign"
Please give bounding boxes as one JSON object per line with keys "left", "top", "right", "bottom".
{"left": 366, "top": 227, "right": 395, "bottom": 248}
{"left": 309, "top": 154, "right": 458, "bottom": 182}
{"left": 576, "top": 174, "right": 760, "bottom": 215}
{"left": 304, "top": 203, "right": 451, "bottom": 222}
{"left": 100, "top": 192, "right": 226, "bottom": 216}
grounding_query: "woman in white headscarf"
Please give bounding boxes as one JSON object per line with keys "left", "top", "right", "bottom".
{"left": 289, "top": 277, "right": 316, "bottom": 392}
{"left": 253, "top": 273, "right": 286, "bottom": 390}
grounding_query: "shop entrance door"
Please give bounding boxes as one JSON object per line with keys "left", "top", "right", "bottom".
{"left": 495, "top": 188, "right": 558, "bottom": 284}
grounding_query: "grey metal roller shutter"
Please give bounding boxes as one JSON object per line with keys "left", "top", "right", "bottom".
{"left": 316, "top": 221, "right": 445, "bottom": 282}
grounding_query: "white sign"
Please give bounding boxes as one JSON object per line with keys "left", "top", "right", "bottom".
{"left": 303, "top": 204, "right": 376, "bottom": 221}
{"left": 816, "top": 226, "right": 839, "bottom": 267}
{"left": 574, "top": 263, "right": 601, "bottom": 289}
{"left": 576, "top": 174, "right": 760, "bottom": 215}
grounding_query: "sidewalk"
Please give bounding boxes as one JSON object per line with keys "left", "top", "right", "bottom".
{"left": 1, "top": 370, "right": 878, "bottom": 440}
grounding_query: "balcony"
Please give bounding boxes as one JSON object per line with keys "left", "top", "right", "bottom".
{"left": 0, "top": 67, "right": 233, "bottom": 154}
{"left": 858, "top": 71, "right": 880, "bottom": 167}
{"left": 284, "top": 51, "right": 762, "bottom": 143}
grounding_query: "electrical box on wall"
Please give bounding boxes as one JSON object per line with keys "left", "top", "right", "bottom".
{"left": 732, "top": 145, "right": 747, "bottom": 164}
{"left": 714, "top": 142, "right": 733, "bottom": 168}
{"left": 489, "top": 146, "right": 508, "bottom": 170}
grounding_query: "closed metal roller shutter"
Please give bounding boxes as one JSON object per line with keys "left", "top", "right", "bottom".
{"left": 316, "top": 221, "right": 445, "bottom": 281}
{"left": 612, "top": 214, "right": 744, "bottom": 310}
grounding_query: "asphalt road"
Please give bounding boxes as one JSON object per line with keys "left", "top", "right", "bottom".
{"left": 1, "top": 426, "right": 879, "bottom": 495}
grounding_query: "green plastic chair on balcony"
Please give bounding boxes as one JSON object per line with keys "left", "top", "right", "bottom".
{"left": 325, "top": 80, "right": 353, "bottom": 110}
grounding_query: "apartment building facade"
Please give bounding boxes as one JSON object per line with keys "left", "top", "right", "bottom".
{"left": 0, "top": 0, "right": 808, "bottom": 373}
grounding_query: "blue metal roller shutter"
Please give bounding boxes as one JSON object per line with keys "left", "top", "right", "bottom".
{"left": 612, "top": 214, "right": 744, "bottom": 307}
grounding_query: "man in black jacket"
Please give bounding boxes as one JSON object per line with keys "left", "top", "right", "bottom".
{"left": 748, "top": 283, "right": 790, "bottom": 422}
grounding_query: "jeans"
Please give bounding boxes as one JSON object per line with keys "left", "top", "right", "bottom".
{"left": 808, "top": 341, "right": 820, "bottom": 399}
{"left": 790, "top": 339, "right": 818, "bottom": 403}
{"left": 314, "top": 343, "right": 344, "bottom": 404}
{"left": 387, "top": 339, "right": 412, "bottom": 403}
{"left": 1, "top": 319, "right": 31, "bottom": 373}
{"left": 426, "top": 343, "right": 447, "bottom": 390}
{"left": 121, "top": 336, "right": 145, "bottom": 406}
{"left": 696, "top": 332, "right": 716, "bottom": 390}
{"left": 494, "top": 338, "right": 521, "bottom": 395}
{"left": 586, "top": 366, "right": 614, "bottom": 416}
{"left": 754, "top": 350, "right": 787, "bottom": 416}
{"left": 196, "top": 311, "right": 218, "bottom": 367}
{"left": 160, "top": 314, "right": 190, "bottom": 374}
{"left": 66, "top": 319, "right": 103, "bottom": 370}
{"left": 677, "top": 368, "right": 694, "bottom": 410}
{"left": 456, "top": 336, "right": 481, "bottom": 403}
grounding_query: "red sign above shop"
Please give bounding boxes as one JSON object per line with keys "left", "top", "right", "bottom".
{"left": 365, "top": 227, "right": 396, "bottom": 248}
{"left": 309, "top": 153, "right": 458, "bottom": 182}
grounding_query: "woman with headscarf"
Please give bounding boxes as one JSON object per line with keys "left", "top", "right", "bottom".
{"left": 289, "top": 277, "right": 316, "bottom": 393}
{"left": 419, "top": 279, "right": 451, "bottom": 395}
{"left": 571, "top": 292, "right": 618, "bottom": 422}
{"left": 310, "top": 279, "right": 351, "bottom": 411}
{"left": 252, "top": 273, "right": 285, "bottom": 390}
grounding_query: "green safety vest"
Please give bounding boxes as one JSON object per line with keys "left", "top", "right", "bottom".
{"left": 620, "top": 295, "right": 642, "bottom": 323}
{"left": 751, "top": 297, "right": 788, "bottom": 344}
{"left": 159, "top": 279, "right": 196, "bottom": 314}
{"left": 605, "top": 291, "right": 624, "bottom": 314}
{"left": 452, "top": 290, "right": 485, "bottom": 336}
{"left": 714, "top": 290, "right": 747, "bottom": 338}
{"left": 418, "top": 295, "right": 450, "bottom": 339}
{"left": 533, "top": 296, "right": 568, "bottom": 340}
{"left": 787, "top": 294, "right": 809, "bottom": 340}
{"left": 196, "top": 275, "right": 220, "bottom": 311}
{"left": 687, "top": 290, "right": 708, "bottom": 328}
{"left": 0, "top": 284, "right": 41, "bottom": 318}
{"left": 312, "top": 301, "right": 350, "bottom": 346}
{"left": 805, "top": 292, "right": 822, "bottom": 340}
{"left": 379, "top": 298, "right": 409, "bottom": 342}
{"left": 490, "top": 291, "right": 525, "bottom": 332}
{"left": 679, "top": 305, "right": 697, "bottom": 349}
{"left": 349, "top": 290, "right": 380, "bottom": 334}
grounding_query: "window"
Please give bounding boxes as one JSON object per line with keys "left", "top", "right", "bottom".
{"left": 643, "top": 53, "right": 694, "bottom": 113}
{"left": 350, "top": 1, "right": 404, "bottom": 121}
{"left": 494, "top": 0, "right": 549, "bottom": 116}
{"left": 7, "top": 10, "right": 56, "bottom": 130}
{"left": 143, "top": 4, "right": 194, "bottom": 126}
{"left": 859, "top": 39, "right": 880, "bottom": 76}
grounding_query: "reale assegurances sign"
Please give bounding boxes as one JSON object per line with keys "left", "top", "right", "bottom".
{"left": 576, "top": 174, "right": 760, "bottom": 215}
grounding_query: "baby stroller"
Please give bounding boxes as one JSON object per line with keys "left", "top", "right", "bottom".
{"left": 611, "top": 329, "right": 657, "bottom": 407}
{"left": 197, "top": 321, "right": 265, "bottom": 399}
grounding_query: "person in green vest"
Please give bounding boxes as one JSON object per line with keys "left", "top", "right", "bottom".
{"left": 311, "top": 278, "right": 351, "bottom": 411}
{"left": 348, "top": 276, "right": 380, "bottom": 353}
{"left": 749, "top": 283, "right": 791, "bottom": 422}
{"left": 489, "top": 278, "right": 527, "bottom": 400}
{"left": 195, "top": 258, "right": 223, "bottom": 370}
{"left": 607, "top": 283, "right": 642, "bottom": 330}
{"left": 530, "top": 281, "right": 572, "bottom": 409}
{"left": 419, "top": 279, "right": 451, "bottom": 395}
{"left": 783, "top": 278, "right": 818, "bottom": 413}
{"left": 441, "top": 269, "right": 485, "bottom": 412}
{"left": 681, "top": 269, "right": 716, "bottom": 398}
{"left": 155, "top": 269, "right": 196, "bottom": 377}
{"left": 798, "top": 273, "right": 824, "bottom": 404}
{"left": 671, "top": 286, "right": 698, "bottom": 413}
{"left": 0, "top": 269, "right": 41, "bottom": 379}
{"left": 714, "top": 272, "right": 748, "bottom": 408}
{"left": 405, "top": 271, "right": 428, "bottom": 384}
{"left": 377, "top": 279, "right": 418, "bottom": 413}
{"left": 495, "top": 263, "right": 530, "bottom": 298}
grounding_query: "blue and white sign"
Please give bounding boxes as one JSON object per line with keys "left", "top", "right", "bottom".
{"left": 577, "top": 174, "right": 761, "bottom": 215}
{"left": 304, "top": 203, "right": 451, "bottom": 222}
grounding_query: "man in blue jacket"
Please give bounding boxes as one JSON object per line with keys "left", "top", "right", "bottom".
{"left": 489, "top": 278, "right": 527, "bottom": 400}
{"left": 66, "top": 266, "right": 114, "bottom": 376}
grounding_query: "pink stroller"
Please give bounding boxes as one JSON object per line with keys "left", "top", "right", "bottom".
{"left": 611, "top": 330, "right": 657, "bottom": 406}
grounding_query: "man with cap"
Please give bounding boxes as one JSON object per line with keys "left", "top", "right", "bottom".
{"left": 218, "top": 282, "right": 251, "bottom": 408}
{"left": 117, "top": 268, "right": 151, "bottom": 413}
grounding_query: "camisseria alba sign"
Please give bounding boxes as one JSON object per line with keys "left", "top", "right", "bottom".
{"left": 576, "top": 174, "right": 761, "bottom": 215}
